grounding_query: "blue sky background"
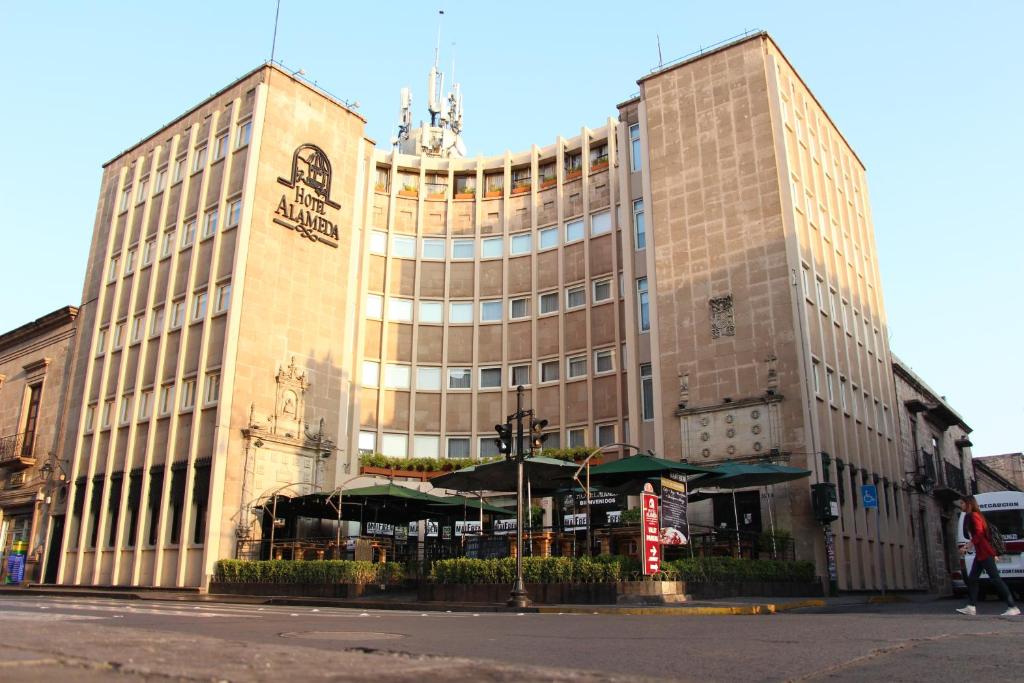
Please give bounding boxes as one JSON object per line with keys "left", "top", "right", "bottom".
{"left": 1, "top": 1, "right": 1021, "bottom": 457}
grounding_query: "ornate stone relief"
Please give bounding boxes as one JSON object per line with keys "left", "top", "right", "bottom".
{"left": 709, "top": 295, "right": 736, "bottom": 339}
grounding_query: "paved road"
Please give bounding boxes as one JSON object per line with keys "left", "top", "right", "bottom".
{"left": 0, "top": 595, "right": 1021, "bottom": 681}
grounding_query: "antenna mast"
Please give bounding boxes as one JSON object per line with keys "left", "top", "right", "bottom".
{"left": 270, "top": 0, "right": 282, "bottom": 64}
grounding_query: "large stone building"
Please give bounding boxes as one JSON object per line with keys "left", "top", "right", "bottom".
{"left": 0, "top": 306, "right": 78, "bottom": 583}
{"left": 974, "top": 453, "right": 1024, "bottom": 492}
{"left": 49, "top": 32, "right": 917, "bottom": 590}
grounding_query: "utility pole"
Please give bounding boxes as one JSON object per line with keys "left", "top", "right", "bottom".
{"left": 505, "top": 385, "right": 548, "bottom": 608}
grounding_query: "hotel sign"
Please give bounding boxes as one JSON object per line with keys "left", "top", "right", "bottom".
{"left": 274, "top": 143, "right": 341, "bottom": 248}
{"left": 641, "top": 485, "right": 661, "bottom": 576}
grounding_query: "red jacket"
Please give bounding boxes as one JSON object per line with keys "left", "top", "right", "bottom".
{"left": 967, "top": 511, "right": 996, "bottom": 562}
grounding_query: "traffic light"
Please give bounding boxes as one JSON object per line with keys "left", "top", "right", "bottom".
{"left": 530, "top": 418, "right": 549, "bottom": 451}
{"left": 494, "top": 423, "right": 512, "bottom": 458}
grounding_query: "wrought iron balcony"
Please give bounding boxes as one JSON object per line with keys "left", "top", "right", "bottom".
{"left": 0, "top": 431, "right": 37, "bottom": 469}
{"left": 939, "top": 461, "right": 967, "bottom": 496}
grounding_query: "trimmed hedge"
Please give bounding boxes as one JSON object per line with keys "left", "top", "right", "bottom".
{"left": 430, "top": 556, "right": 640, "bottom": 584}
{"left": 667, "top": 557, "right": 816, "bottom": 583}
{"left": 214, "top": 560, "right": 405, "bottom": 585}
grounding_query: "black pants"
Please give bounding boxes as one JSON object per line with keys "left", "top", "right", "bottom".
{"left": 967, "top": 557, "right": 1015, "bottom": 607}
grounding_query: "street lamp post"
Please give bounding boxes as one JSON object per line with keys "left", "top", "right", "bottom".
{"left": 505, "top": 385, "right": 547, "bottom": 609}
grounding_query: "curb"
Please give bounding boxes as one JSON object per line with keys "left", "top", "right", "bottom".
{"left": 535, "top": 598, "right": 826, "bottom": 616}
{"left": 866, "top": 595, "right": 910, "bottom": 605}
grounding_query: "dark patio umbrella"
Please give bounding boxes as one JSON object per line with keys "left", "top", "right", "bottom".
{"left": 427, "top": 494, "right": 513, "bottom": 516}
{"left": 587, "top": 455, "right": 717, "bottom": 494}
{"left": 430, "top": 456, "right": 577, "bottom": 494}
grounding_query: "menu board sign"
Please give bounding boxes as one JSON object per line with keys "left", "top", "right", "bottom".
{"left": 659, "top": 477, "right": 688, "bottom": 546}
{"left": 455, "top": 520, "right": 482, "bottom": 537}
{"left": 641, "top": 486, "right": 661, "bottom": 575}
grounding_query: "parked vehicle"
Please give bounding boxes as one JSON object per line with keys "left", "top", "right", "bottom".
{"left": 953, "top": 491, "right": 1024, "bottom": 599}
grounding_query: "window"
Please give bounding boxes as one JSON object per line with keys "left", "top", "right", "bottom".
{"left": 108, "top": 255, "right": 120, "bottom": 282}
{"left": 124, "top": 248, "right": 136, "bottom": 274}
{"left": 422, "top": 238, "right": 446, "bottom": 259}
{"left": 365, "top": 293, "right": 384, "bottom": 319}
{"left": 413, "top": 435, "right": 439, "bottom": 459}
{"left": 357, "top": 431, "right": 376, "bottom": 455}
{"left": 361, "top": 360, "right": 380, "bottom": 387}
{"left": 113, "top": 322, "right": 126, "bottom": 349}
{"left": 136, "top": 178, "right": 149, "bottom": 204}
{"left": 829, "top": 289, "right": 837, "bottom": 319}
{"left": 119, "top": 187, "right": 131, "bottom": 212}
{"left": 851, "top": 384, "right": 859, "bottom": 420}
{"left": 452, "top": 239, "right": 474, "bottom": 260}
{"left": 841, "top": 299, "right": 849, "bottom": 331}
{"left": 598, "top": 424, "right": 616, "bottom": 447}
{"left": 568, "top": 355, "right": 587, "bottom": 379}
{"left": 159, "top": 385, "right": 174, "bottom": 416}
{"left": 594, "top": 349, "right": 614, "bottom": 374}
{"left": 510, "top": 233, "right": 531, "bottom": 256}
{"left": 481, "top": 236, "right": 503, "bottom": 259}
{"left": 119, "top": 396, "right": 132, "bottom": 425}
{"left": 641, "top": 363, "right": 654, "bottom": 421}
{"left": 539, "top": 291, "right": 558, "bottom": 315}
{"left": 540, "top": 359, "right": 560, "bottom": 383}
{"left": 511, "top": 364, "right": 530, "bottom": 387}
{"left": 392, "top": 235, "right": 416, "bottom": 258}
{"left": 173, "top": 157, "right": 185, "bottom": 183}
{"left": 479, "top": 437, "right": 500, "bottom": 458}
{"left": 181, "top": 219, "right": 196, "bottom": 248}
{"left": 446, "top": 437, "right": 470, "bottom": 459}
{"left": 214, "top": 283, "right": 231, "bottom": 313}
{"left": 213, "top": 133, "right": 228, "bottom": 161}
{"left": 839, "top": 377, "right": 848, "bottom": 412}
{"left": 227, "top": 199, "right": 241, "bottom": 228}
{"left": 590, "top": 142, "right": 608, "bottom": 166}
{"left": 130, "top": 316, "right": 144, "bottom": 344}
{"left": 96, "top": 327, "right": 107, "bottom": 354}
{"left": 191, "top": 291, "right": 208, "bottom": 322}
{"left": 161, "top": 231, "right": 175, "bottom": 258}
{"left": 479, "top": 367, "right": 502, "bottom": 389}
{"left": 591, "top": 211, "right": 611, "bottom": 236}
{"left": 448, "top": 368, "right": 471, "bottom": 389}
{"left": 510, "top": 297, "right": 529, "bottom": 320}
{"left": 170, "top": 301, "right": 185, "bottom": 328}
{"left": 480, "top": 300, "right": 502, "bottom": 322}
{"left": 417, "top": 366, "right": 441, "bottom": 390}
{"left": 204, "top": 373, "right": 220, "bottom": 405}
{"left": 812, "top": 359, "right": 822, "bottom": 395}
{"left": 565, "top": 219, "right": 584, "bottom": 243}
{"left": 636, "top": 277, "right": 650, "bottom": 332}
{"left": 826, "top": 368, "right": 835, "bottom": 403}
{"left": 383, "top": 364, "right": 411, "bottom": 389}
{"left": 566, "top": 285, "right": 586, "bottom": 309}
{"left": 449, "top": 302, "right": 473, "bottom": 324}
{"left": 419, "top": 301, "right": 443, "bottom": 324}
{"left": 180, "top": 379, "right": 196, "bottom": 410}
{"left": 202, "top": 208, "right": 219, "bottom": 239}
{"left": 101, "top": 400, "right": 113, "bottom": 428}
{"left": 814, "top": 277, "right": 825, "bottom": 309}
{"left": 629, "top": 123, "right": 641, "bottom": 171}
{"left": 192, "top": 146, "right": 207, "bottom": 172}
{"left": 387, "top": 297, "right": 413, "bottom": 322}
{"left": 236, "top": 120, "right": 252, "bottom": 148}
{"left": 538, "top": 226, "right": 559, "bottom": 250}
{"left": 84, "top": 405, "right": 96, "bottom": 432}
{"left": 369, "top": 230, "right": 387, "bottom": 254}
{"left": 154, "top": 168, "right": 167, "bottom": 194}
{"left": 141, "top": 239, "right": 155, "bottom": 266}
{"left": 381, "top": 434, "right": 408, "bottom": 458}
{"left": 592, "top": 278, "right": 612, "bottom": 303}
{"left": 568, "top": 428, "right": 586, "bottom": 448}
{"left": 632, "top": 200, "right": 646, "bottom": 249}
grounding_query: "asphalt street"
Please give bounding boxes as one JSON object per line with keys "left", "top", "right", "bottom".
{"left": 0, "top": 595, "right": 1021, "bottom": 681}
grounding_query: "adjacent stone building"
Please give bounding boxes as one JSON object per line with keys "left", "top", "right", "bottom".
{"left": 974, "top": 453, "right": 1024, "bottom": 492}
{"left": 0, "top": 306, "right": 78, "bottom": 582}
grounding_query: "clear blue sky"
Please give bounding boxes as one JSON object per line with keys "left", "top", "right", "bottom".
{"left": 1, "top": 2, "right": 1021, "bottom": 457}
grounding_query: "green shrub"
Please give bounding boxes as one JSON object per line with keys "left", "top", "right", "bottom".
{"left": 667, "top": 557, "right": 815, "bottom": 583}
{"left": 619, "top": 508, "right": 642, "bottom": 525}
{"left": 757, "top": 528, "right": 792, "bottom": 553}
{"left": 358, "top": 453, "right": 500, "bottom": 472}
{"left": 430, "top": 556, "right": 642, "bottom": 584}
{"left": 214, "top": 560, "right": 405, "bottom": 585}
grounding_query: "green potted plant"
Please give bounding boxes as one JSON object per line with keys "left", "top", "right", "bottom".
{"left": 540, "top": 175, "right": 557, "bottom": 189}
{"left": 485, "top": 185, "right": 502, "bottom": 198}
{"left": 591, "top": 155, "right": 609, "bottom": 172}
{"left": 455, "top": 185, "right": 476, "bottom": 199}
{"left": 399, "top": 183, "right": 418, "bottom": 198}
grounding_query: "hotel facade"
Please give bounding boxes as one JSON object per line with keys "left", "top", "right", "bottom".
{"left": 48, "top": 32, "right": 916, "bottom": 591}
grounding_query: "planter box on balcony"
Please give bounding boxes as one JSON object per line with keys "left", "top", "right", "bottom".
{"left": 360, "top": 465, "right": 447, "bottom": 481}
{"left": 398, "top": 189, "right": 418, "bottom": 198}
{"left": 540, "top": 178, "right": 557, "bottom": 189}
{"left": 590, "top": 160, "right": 609, "bottom": 172}
{"left": 565, "top": 169, "right": 583, "bottom": 181}
{"left": 454, "top": 192, "right": 476, "bottom": 200}
{"left": 485, "top": 190, "right": 502, "bottom": 198}
{"left": 510, "top": 185, "right": 531, "bottom": 195}
{"left": 426, "top": 192, "right": 446, "bottom": 200}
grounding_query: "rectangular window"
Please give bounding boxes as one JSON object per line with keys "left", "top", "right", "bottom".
{"left": 108, "top": 255, "right": 120, "bottom": 282}
{"left": 392, "top": 235, "right": 416, "bottom": 258}
{"left": 481, "top": 236, "right": 503, "bottom": 259}
{"left": 841, "top": 299, "right": 849, "bottom": 330}
{"left": 236, "top": 120, "right": 252, "bottom": 148}
{"left": 136, "top": 178, "right": 149, "bottom": 204}
{"left": 422, "top": 238, "right": 446, "bottom": 259}
{"left": 173, "top": 157, "right": 185, "bottom": 183}
{"left": 539, "top": 291, "right": 558, "bottom": 315}
{"left": 227, "top": 199, "right": 241, "bottom": 228}
{"left": 192, "top": 146, "right": 207, "bottom": 172}
{"left": 452, "top": 239, "right": 475, "bottom": 260}
{"left": 113, "top": 322, "right": 126, "bottom": 349}
{"left": 538, "top": 226, "right": 559, "bottom": 250}
{"left": 362, "top": 360, "right": 379, "bottom": 387}
{"left": 839, "top": 377, "right": 848, "bottom": 411}
{"left": 120, "top": 187, "right": 131, "bottom": 212}
{"left": 161, "top": 231, "right": 175, "bottom": 258}
{"left": 204, "top": 373, "right": 220, "bottom": 405}
{"left": 590, "top": 211, "right": 611, "bottom": 236}
{"left": 568, "top": 355, "right": 587, "bottom": 379}
{"left": 191, "top": 291, "right": 208, "bottom": 322}
{"left": 213, "top": 133, "right": 228, "bottom": 161}
{"left": 119, "top": 397, "right": 132, "bottom": 425}
{"left": 357, "top": 431, "right": 376, "bottom": 455}
{"left": 598, "top": 423, "right": 616, "bottom": 447}
{"left": 801, "top": 265, "right": 810, "bottom": 299}
{"left": 180, "top": 379, "right": 196, "bottom": 410}
{"left": 592, "top": 278, "right": 612, "bottom": 303}
{"left": 479, "top": 367, "right": 502, "bottom": 389}
{"left": 381, "top": 434, "right": 408, "bottom": 458}
{"left": 510, "top": 233, "right": 531, "bottom": 255}
{"left": 540, "top": 359, "right": 560, "bottom": 383}
{"left": 387, "top": 297, "right": 413, "bottom": 322}
{"left": 565, "top": 219, "right": 584, "bottom": 243}
{"left": 130, "top": 316, "right": 144, "bottom": 344}
{"left": 141, "top": 239, "right": 155, "bottom": 266}
{"left": 632, "top": 199, "right": 646, "bottom": 249}
{"left": 85, "top": 404, "right": 96, "bottom": 432}
{"left": 125, "top": 248, "right": 136, "bottom": 274}
{"left": 96, "top": 327, "right": 107, "bottom": 354}
{"left": 214, "top": 283, "right": 231, "bottom": 313}
{"left": 448, "top": 368, "right": 471, "bottom": 389}
{"left": 641, "top": 363, "right": 654, "bottom": 421}
{"left": 629, "top": 123, "right": 641, "bottom": 171}
{"left": 812, "top": 360, "right": 822, "bottom": 395}
{"left": 446, "top": 437, "right": 470, "bottom": 459}
{"left": 568, "top": 428, "right": 586, "bottom": 448}
{"left": 418, "top": 300, "right": 443, "bottom": 324}
{"left": 384, "top": 364, "right": 411, "bottom": 389}
{"left": 510, "top": 297, "right": 529, "bottom": 320}
{"left": 154, "top": 168, "right": 167, "bottom": 194}
{"left": 566, "top": 285, "right": 586, "bottom": 309}
{"left": 511, "top": 364, "right": 530, "bottom": 387}
{"left": 829, "top": 288, "right": 837, "bottom": 319}
{"left": 417, "top": 366, "right": 441, "bottom": 390}
{"left": 826, "top": 368, "right": 835, "bottom": 403}
{"left": 413, "top": 435, "right": 439, "bottom": 459}
{"left": 636, "top": 277, "right": 650, "bottom": 332}
{"left": 479, "top": 437, "right": 500, "bottom": 458}
{"left": 101, "top": 400, "right": 113, "bottom": 428}
{"left": 159, "top": 385, "right": 174, "bottom": 416}
{"left": 594, "top": 349, "right": 614, "bottom": 374}
{"left": 480, "top": 300, "right": 502, "bottom": 322}
{"left": 365, "top": 293, "right": 384, "bottom": 319}
{"left": 369, "top": 230, "right": 387, "bottom": 254}
{"left": 449, "top": 302, "right": 473, "bottom": 324}
{"left": 181, "top": 219, "right": 196, "bottom": 248}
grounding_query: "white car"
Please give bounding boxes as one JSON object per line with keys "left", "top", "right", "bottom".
{"left": 953, "top": 491, "right": 1024, "bottom": 600}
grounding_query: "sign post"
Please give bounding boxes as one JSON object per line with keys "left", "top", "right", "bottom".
{"left": 861, "top": 483, "right": 885, "bottom": 595}
{"left": 641, "top": 485, "right": 661, "bottom": 575}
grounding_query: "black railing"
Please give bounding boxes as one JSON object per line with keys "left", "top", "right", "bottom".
{"left": 0, "top": 431, "right": 35, "bottom": 464}
{"left": 920, "top": 449, "right": 937, "bottom": 484}
{"left": 943, "top": 462, "right": 966, "bottom": 494}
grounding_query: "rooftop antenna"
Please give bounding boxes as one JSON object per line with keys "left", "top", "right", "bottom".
{"left": 428, "top": 9, "right": 444, "bottom": 125}
{"left": 656, "top": 33, "right": 663, "bottom": 68}
{"left": 270, "top": 0, "right": 282, "bottom": 64}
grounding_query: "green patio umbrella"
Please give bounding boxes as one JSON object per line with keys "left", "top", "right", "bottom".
{"left": 430, "top": 456, "right": 577, "bottom": 494}
{"left": 587, "top": 454, "right": 717, "bottom": 493}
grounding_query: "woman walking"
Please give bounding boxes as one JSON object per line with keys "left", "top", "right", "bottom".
{"left": 957, "top": 495, "right": 1019, "bottom": 616}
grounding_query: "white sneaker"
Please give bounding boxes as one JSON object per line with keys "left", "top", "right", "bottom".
{"left": 956, "top": 605, "right": 977, "bottom": 616}
{"left": 1002, "top": 607, "right": 1021, "bottom": 617}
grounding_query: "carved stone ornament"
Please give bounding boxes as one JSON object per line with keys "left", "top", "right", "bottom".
{"left": 709, "top": 294, "right": 736, "bottom": 339}
{"left": 273, "top": 357, "right": 310, "bottom": 437}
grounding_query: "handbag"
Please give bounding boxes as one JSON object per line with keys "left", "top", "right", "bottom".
{"left": 987, "top": 520, "right": 1007, "bottom": 556}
